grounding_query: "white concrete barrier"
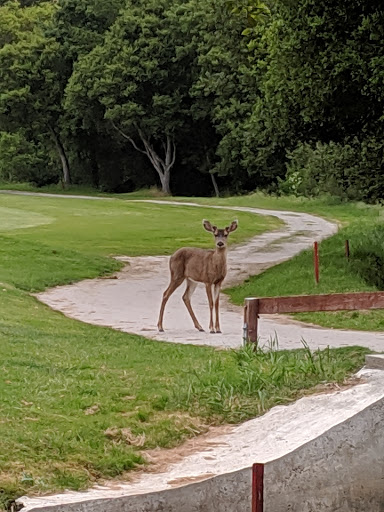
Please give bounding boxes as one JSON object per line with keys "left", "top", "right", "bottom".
{"left": 20, "top": 469, "right": 251, "bottom": 512}
{"left": 260, "top": 396, "right": 384, "bottom": 512}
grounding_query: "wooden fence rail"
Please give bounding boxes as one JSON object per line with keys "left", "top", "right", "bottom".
{"left": 244, "top": 291, "right": 384, "bottom": 345}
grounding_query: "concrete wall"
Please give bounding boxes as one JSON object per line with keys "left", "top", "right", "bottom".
{"left": 24, "top": 469, "right": 251, "bottom": 512}
{"left": 263, "top": 397, "right": 384, "bottom": 512}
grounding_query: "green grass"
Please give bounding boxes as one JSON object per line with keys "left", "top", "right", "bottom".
{"left": 3, "top": 190, "right": 383, "bottom": 332}
{"left": 0, "top": 183, "right": 179, "bottom": 198}
{"left": 226, "top": 220, "right": 377, "bottom": 301}
{"left": 0, "top": 193, "right": 280, "bottom": 256}
{"left": 163, "top": 191, "right": 382, "bottom": 225}
{"left": 0, "top": 190, "right": 372, "bottom": 508}
{"left": 0, "top": 182, "right": 107, "bottom": 196}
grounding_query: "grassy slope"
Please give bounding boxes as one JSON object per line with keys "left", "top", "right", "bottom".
{"left": 0, "top": 194, "right": 278, "bottom": 256}
{"left": 0, "top": 190, "right": 370, "bottom": 506}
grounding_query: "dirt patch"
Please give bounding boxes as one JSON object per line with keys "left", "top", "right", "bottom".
{"left": 142, "top": 424, "right": 234, "bottom": 473}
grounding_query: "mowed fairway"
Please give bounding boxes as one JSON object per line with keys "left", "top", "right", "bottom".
{"left": 0, "top": 194, "right": 280, "bottom": 291}
{"left": 0, "top": 194, "right": 277, "bottom": 257}
{"left": 0, "top": 193, "right": 368, "bottom": 507}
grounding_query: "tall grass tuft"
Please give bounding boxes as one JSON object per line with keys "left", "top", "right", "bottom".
{"left": 173, "top": 339, "right": 368, "bottom": 423}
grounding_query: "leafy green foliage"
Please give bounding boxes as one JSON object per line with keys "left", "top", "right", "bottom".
{"left": 65, "top": 0, "right": 199, "bottom": 193}
{"left": 0, "top": 132, "right": 55, "bottom": 185}
{"left": 349, "top": 224, "right": 384, "bottom": 289}
{"left": 54, "top": 0, "right": 125, "bottom": 61}
{"left": 244, "top": 0, "right": 384, "bottom": 198}
{"left": 226, "top": 0, "right": 269, "bottom": 30}
{"left": 281, "top": 139, "right": 384, "bottom": 202}
{"left": 0, "top": 1, "right": 70, "bottom": 185}
{"left": 186, "top": 0, "right": 273, "bottom": 191}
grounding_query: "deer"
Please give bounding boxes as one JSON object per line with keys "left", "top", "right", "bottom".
{"left": 157, "top": 219, "right": 238, "bottom": 333}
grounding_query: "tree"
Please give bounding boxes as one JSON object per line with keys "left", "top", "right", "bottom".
{"left": 243, "top": 0, "right": 384, "bottom": 197}
{"left": 66, "top": 0, "right": 200, "bottom": 195}
{"left": 0, "top": 1, "right": 71, "bottom": 184}
{"left": 0, "top": 131, "right": 55, "bottom": 184}
{"left": 53, "top": 0, "right": 129, "bottom": 190}
{"left": 188, "top": 0, "right": 270, "bottom": 191}
{"left": 53, "top": 0, "right": 125, "bottom": 69}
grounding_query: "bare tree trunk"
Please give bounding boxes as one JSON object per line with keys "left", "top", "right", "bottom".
{"left": 159, "top": 168, "right": 172, "bottom": 195}
{"left": 210, "top": 172, "right": 220, "bottom": 197}
{"left": 111, "top": 122, "right": 175, "bottom": 195}
{"left": 49, "top": 125, "right": 71, "bottom": 186}
{"left": 139, "top": 131, "right": 175, "bottom": 195}
{"left": 205, "top": 153, "right": 219, "bottom": 198}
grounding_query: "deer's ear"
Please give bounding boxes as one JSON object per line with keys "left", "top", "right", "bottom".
{"left": 203, "top": 219, "right": 214, "bottom": 232}
{"left": 227, "top": 220, "right": 238, "bottom": 233}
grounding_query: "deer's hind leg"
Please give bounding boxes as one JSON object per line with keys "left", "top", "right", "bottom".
{"left": 157, "top": 276, "right": 184, "bottom": 332}
{"left": 213, "top": 281, "right": 223, "bottom": 333}
{"left": 183, "top": 279, "right": 204, "bottom": 332}
{"left": 205, "top": 283, "right": 215, "bottom": 333}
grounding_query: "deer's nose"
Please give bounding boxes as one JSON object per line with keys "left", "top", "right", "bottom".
{"left": 217, "top": 241, "right": 224, "bottom": 247}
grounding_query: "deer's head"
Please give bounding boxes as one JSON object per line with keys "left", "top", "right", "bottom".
{"left": 203, "top": 219, "right": 238, "bottom": 250}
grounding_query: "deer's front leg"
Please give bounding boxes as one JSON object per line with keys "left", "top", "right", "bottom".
{"left": 183, "top": 279, "right": 204, "bottom": 331}
{"left": 205, "top": 284, "right": 215, "bottom": 333}
{"left": 213, "top": 282, "right": 222, "bottom": 333}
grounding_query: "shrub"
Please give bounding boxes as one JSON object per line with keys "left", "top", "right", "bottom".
{"left": 349, "top": 223, "right": 384, "bottom": 289}
{"left": 280, "top": 138, "right": 384, "bottom": 203}
{"left": 0, "top": 131, "right": 59, "bottom": 186}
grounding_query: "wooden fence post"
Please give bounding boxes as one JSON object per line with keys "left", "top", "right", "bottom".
{"left": 252, "top": 463, "right": 264, "bottom": 512}
{"left": 313, "top": 241, "right": 319, "bottom": 284}
{"left": 345, "top": 239, "right": 350, "bottom": 260}
{"left": 245, "top": 298, "right": 260, "bottom": 345}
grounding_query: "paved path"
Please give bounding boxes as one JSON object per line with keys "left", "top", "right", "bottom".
{"left": 33, "top": 198, "right": 384, "bottom": 352}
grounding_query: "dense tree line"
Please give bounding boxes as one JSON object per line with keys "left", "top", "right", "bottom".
{"left": 0, "top": 0, "right": 383, "bottom": 199}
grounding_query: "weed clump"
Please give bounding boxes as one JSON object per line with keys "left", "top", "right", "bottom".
{"left": 173, "top": 340, "right": 368, "bottom": 423}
